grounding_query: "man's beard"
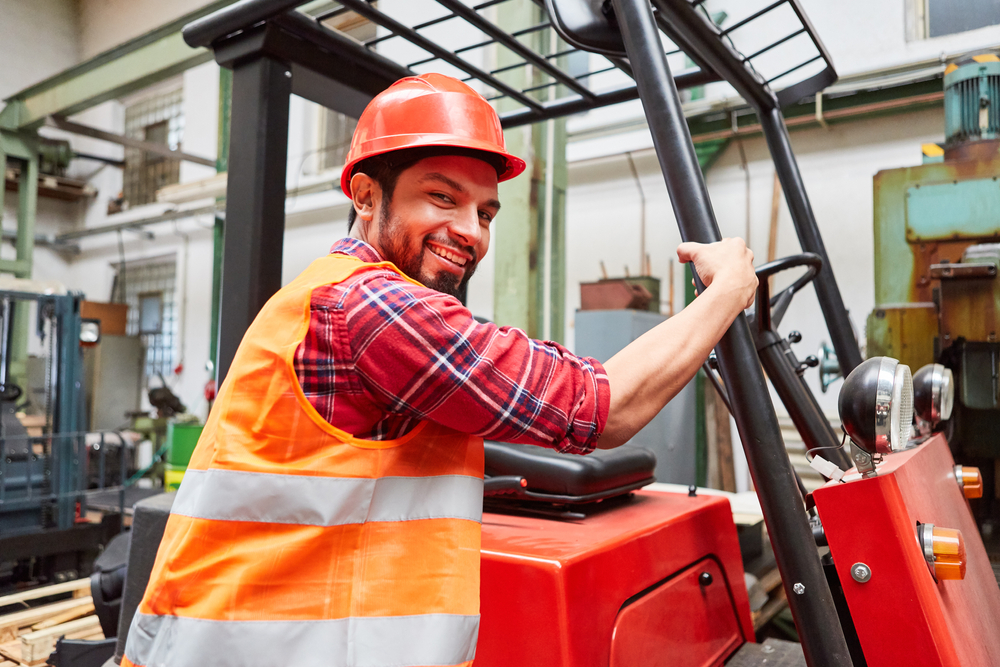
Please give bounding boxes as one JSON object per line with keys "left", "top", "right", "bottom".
{"left": 376, "top": 204, "right": 477, "bottom": 298}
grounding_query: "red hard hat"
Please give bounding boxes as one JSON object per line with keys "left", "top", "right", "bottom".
{"left": 341, "top": 73, "right": 526, "bottom": 198}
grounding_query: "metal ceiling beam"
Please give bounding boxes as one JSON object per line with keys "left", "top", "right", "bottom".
{"left": 47, "top": 116, "right": 216, "bottom": 167}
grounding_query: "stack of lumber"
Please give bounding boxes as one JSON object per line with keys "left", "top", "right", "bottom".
{"left": 0, "top": 579, "right": 104, "bottom": 666}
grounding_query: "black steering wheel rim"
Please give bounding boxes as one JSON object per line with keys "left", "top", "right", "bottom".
{"left": 753, "top": 252, "right": 823, "bottom": 333}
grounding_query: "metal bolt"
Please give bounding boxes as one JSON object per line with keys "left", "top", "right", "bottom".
{"left": 851, "top": 562, "right": 872, "bottom": 583}
{"left": 762, "top": 645, "right": 775, "bottom": 654}
{"left": 854, "top": 453, "right": 866, "bottom": 463}
{"left": 285, "top": 70, "right": 292, "bottom": 78}
{"left": 699, "top": 571, "right": 713, "bottom": 586}
{"left": 793, "top": 583, "right": 805, "bottom": 595}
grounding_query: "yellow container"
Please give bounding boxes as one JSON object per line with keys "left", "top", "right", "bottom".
{"left": 165, "top": 464, "right": 187, "bottom": 491}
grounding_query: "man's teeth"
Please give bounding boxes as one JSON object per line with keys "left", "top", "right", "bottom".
{"left": 429, "top": 245, "right": 467, "bottom": 266}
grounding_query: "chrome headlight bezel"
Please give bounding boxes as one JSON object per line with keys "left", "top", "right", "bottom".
{"left": 840, "top": 356, "right": 914, "bottom": 455}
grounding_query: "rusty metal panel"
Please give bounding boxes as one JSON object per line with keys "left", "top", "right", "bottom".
{"left": 579, "top": 277, "right": 660, "bottom": 313}
{"left": 866, "top": 303, "right": 938, "bottom": 370}
{"left": 873, "top": 157, "right": 1000, "bottom": 307}
{"left": 939, "top": 277, "right": 1000, "bottom": 344}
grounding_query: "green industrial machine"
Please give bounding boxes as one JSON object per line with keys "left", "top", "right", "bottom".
{"left": 870, "top": 53, "right": 1000, "bottom": 528}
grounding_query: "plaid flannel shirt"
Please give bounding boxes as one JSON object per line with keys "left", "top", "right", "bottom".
{"left": 293, "top": 238, "right": 610, "bottom": 454}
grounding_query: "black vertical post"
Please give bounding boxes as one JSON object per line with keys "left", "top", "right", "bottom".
{"left": 609, "top": 0, "right": 852, "bottom": 665}
{"left": 216, "top": 56, "right": 291, "bottom": 385}
{"left": 758, "top": 109, "right": 863, "bottom": 377}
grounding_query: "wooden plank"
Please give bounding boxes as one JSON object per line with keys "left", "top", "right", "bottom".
{"left": 20, "top": 616, "right": 101, "bottom": 665}
{"left": 758, "top": 567, "right": 784, "bottom": 594}
{"left": 30, "top": 603, "right": 95, "bottom": 631}
{"left": 752, "top": 586, "right": 789, "bottom": 631}
{"left": 0, "top": 580, "right": 89, "bottom": 610}
{"left": 0, "top": 597, "right": 93, "bottom": 642}
{"left": 0, "top": 639, "right": 19, "bottom": 663}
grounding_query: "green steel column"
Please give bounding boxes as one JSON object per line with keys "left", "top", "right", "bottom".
{"left": 209, "top": 67, "right": 232, "bottom": 371}
{"left": 687, "top": 264, "right": 707, "bottom": 487}
{"left": 533, "top": 26, "right": 569, "bottom": 343}
{"left": 495, "top": 0, "right": 537, "bottom": 334}
{"left": 0, "top": 144, "right": 7, "bottom": 229}
{"left": 493, "top": 1, "right": 567, "bottom": 340}
{"left": 494, "top": 120, "right": 537, "bottom": 334}
{"left": 11, "top": 139, "right": 39, "bottom": 386}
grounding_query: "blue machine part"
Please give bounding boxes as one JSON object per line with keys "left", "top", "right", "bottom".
{"left": 905, "top": 178, "right": 1000, "bottom": 242}
{"left": 944, "top": 55, "right": 1000, "bottom": 146}
{"left": 0, "top": 289, "right": 85, "bottom": 534}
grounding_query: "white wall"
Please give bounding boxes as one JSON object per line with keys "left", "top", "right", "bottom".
{"left": 77, "top": 0, "right": 216, "bottom": 60}
{"left": 804, "top": 0, "right": 1000, "bottom": 76}
{"left": 0, "top": 0, "right": 79, "bottom": 100}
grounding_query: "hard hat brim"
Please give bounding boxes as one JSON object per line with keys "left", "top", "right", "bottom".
{"left": 340, "top": 135, "right": 526, "bottom": 198}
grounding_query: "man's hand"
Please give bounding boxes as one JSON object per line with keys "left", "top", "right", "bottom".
{"left": 598, "top": 237, "right": 759, "bottom": 450}
{"left": 677, "top": 238, "right": 757, "bottom": 310}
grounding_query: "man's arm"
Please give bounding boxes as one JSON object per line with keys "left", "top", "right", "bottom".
{"left": 344, "top": 272, "right": 608, "bottom": 453}
{"left": 597, "top": 238, "right": 757, "bottom": 449}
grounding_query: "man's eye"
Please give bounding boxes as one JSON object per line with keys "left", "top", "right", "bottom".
{"left": 431, "top": 192, "right": 452, "bottom": 203}
{"left": 479, "top": 211, "right": 493, "bottom": 223}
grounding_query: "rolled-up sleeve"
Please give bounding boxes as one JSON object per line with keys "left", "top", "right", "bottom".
{"left": 346, "top": 273, "right": 610, "bottom": 454}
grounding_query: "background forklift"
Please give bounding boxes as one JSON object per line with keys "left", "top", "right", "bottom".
{"left": 81, "top": 1, "right": 1000, "bottom": 666}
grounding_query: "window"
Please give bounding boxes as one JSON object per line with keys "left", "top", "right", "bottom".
{"left": 122, "top": 84, "right": 184, "bottom": 206}
{"left": 318, "top": 111, "right": 359, "bottom": 172}
{"left": 112, "top": 257, "right": 177, "bottom": 379}
{"left": 316, "top": 17, "right": 376, "bottom": 172}
{"left": 911, "top": 0, "right": 1000, "bottom": 39}
{"left": 138, "top": 292, "right": 164, "bottom": 335}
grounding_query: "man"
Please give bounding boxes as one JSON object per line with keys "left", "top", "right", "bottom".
{"left": 122, "top": 74, "right": 756, "bottom": 667}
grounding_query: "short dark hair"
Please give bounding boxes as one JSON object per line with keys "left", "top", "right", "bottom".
{"left": 346, "top": 147, "right": 506, "bottom": 231}
{"left": 346, "top": 152, "right": 407, "bottom": 232}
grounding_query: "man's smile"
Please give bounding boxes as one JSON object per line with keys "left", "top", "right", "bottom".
{"left": 426, "top": 241, "right": 472, "bottom": 269}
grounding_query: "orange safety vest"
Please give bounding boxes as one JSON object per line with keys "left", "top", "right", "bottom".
{"left": 122, "top": 254, "right": 485, "bottom": 667}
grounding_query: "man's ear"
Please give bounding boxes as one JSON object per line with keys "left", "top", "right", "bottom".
{"left": 350, "top": 172, "right": 379, "bottom": 229}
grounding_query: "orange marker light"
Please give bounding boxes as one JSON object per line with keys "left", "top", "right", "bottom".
{"left": 520, "top": 478, "right": 528, "bottom": 488}
{"left": 955, "top": 466, "right": 983, "bottom": 499}
{"left": 931, "top": 526, "right": 966, "bottom": 581}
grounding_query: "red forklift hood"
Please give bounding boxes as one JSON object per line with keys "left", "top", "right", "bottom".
{"left": 477, "top": 489, "right": 755, "bottom": 666}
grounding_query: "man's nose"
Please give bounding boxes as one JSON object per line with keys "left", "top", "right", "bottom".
{"left": 448, "top": 206, "right": 482, "bottom": 247}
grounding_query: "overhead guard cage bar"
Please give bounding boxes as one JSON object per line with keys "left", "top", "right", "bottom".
{"left": 185, "top": 2, "right": 857, "bottom": 666}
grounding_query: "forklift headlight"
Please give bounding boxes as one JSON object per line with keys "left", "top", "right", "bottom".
{"left": 839, "top": 357, "right": 914, "bottom": 455}
{"left": 913, "top": 363, "right": 954, "bottom": 426}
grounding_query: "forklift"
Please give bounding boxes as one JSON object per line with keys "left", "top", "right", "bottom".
{"left": 90, "top": 1, "right": 1000, "bottom": 666}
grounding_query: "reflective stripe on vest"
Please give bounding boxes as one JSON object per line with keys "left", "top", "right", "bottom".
{"left": 123, "top": 254, "right": 485, "bottom": 667}
{"left": 173, "top": 468, "right": 484, "bottom": 525}
{"left": 124, "top": 611, "right": 479, "bottom": 667}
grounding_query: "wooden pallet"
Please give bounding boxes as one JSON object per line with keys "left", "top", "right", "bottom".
{"left": 0, "top": 580, "right": 104, "bottom": 666}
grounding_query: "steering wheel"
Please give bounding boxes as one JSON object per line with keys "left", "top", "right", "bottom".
{"left": 751, "top": 252, "right": 823, "bottom": 334}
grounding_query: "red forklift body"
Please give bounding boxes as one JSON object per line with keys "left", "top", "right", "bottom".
{"left": 476, "top": 489, "right": 755, "bottom": 666}
{"left": 813, "top": 434, "right": 1000, "bottom": 667}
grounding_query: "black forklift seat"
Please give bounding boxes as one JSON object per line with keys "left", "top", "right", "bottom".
{"left": 484, "top": 441, "right": 656, "bottom": 504}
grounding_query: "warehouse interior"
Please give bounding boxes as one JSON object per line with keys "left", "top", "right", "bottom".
{"left": 1, "top": 0, "right": 1000, "bottom": 665}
